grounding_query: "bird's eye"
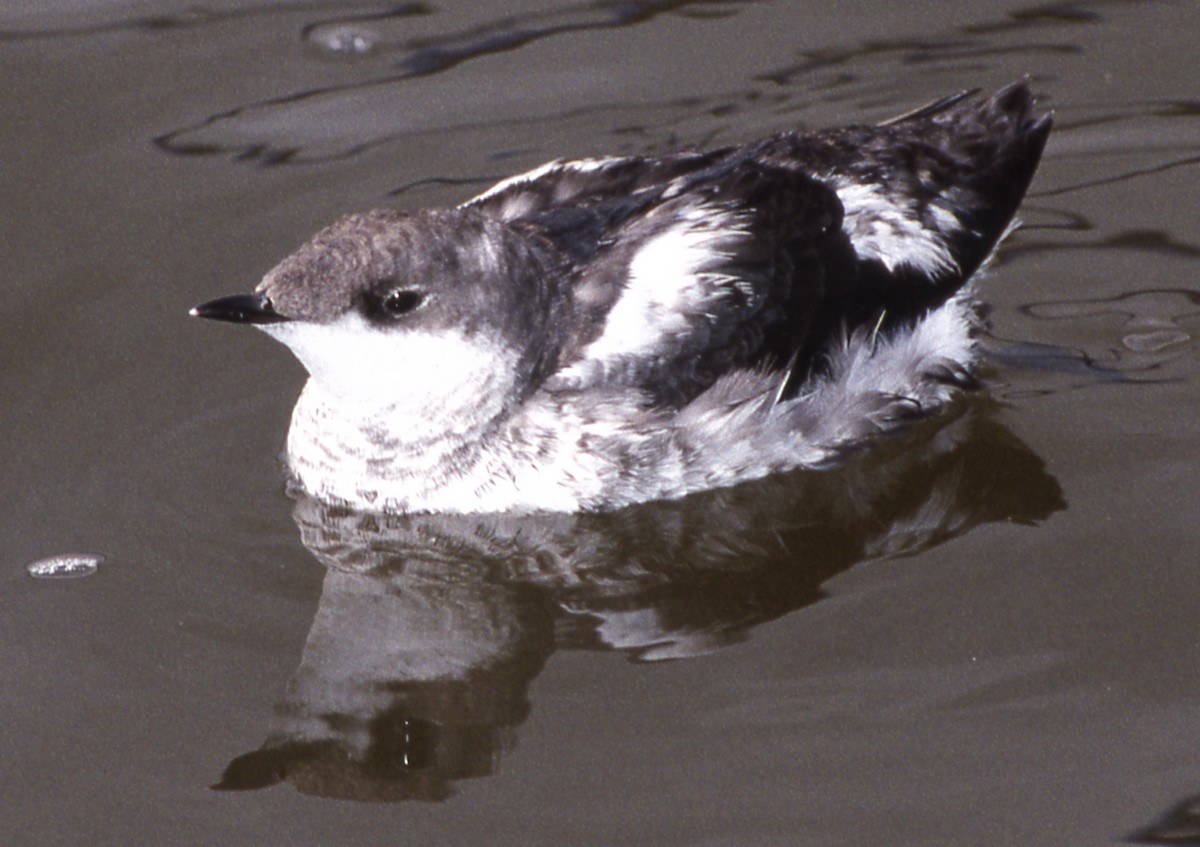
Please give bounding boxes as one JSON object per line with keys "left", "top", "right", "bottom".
{"left": 380, "top": 289, "right": 424, "bottom": 317}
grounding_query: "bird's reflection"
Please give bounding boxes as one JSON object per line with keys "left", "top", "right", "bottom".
{"left": 1130, "top": 791, "right": 1200, "bottom": 845}
{"left": 214, "top": 398, "right": 1064, "bottom": 802}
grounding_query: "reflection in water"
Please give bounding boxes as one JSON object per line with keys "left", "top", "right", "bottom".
{"left": 145, "top": 0, "right": 1200, "bottom": 168}
{"left": 214, "top": 400, "right": 1063, "bottom": 802}
{"left": 1034, "top": 152, "right": 1200, "bottom": 199}
{"left": 24, "top": 552, "right": 104, "bottom": 579}
{"left": 216, "top": 559, "right": 550, "bottom": 802}
{"left": 976, "top": 284, "right": 1199, "bottom": 399}
{"left": 993, "top": 288, "right": 1200, "bottom": 381}
{"left": 152, "top": 0, "right": 772, "bottom": 164}
{"left": 304, "top": 0, "right": 768, "bottom": 76}
{"left": 1131, "top": 792, "right": 1200, "bottom": 845}
{"left": 0, "top": 2, "right": 432, "bottom": 42}
{"left": 1026, "top": 288, "right": 1199, "bottom": 357}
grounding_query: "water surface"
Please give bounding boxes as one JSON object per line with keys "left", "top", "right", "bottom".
{"left": 2, "top": 1, "right": 1198, "bottom": 844}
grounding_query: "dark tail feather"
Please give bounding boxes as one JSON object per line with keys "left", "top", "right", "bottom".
{"left": 931, "top": 79, "right": 1054, "bottom": 281}
{"left": 877, "top": 87, "right": 980, "bottom": 127}
{"left": 779, "top": 80, "right": 1052, "bottom": 331}
{"left": 755, "top": 80, "right": 1052, "bottom": 392}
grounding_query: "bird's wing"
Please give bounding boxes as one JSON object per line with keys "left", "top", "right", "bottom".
{"left": 497, "top": 154, "right": 852, "bottom": 407}
{"left": 462, "top": 152, "right": 720, "bottom": 221}
{"left": 464, "top": 82, "right": 1049, "bottom": 410}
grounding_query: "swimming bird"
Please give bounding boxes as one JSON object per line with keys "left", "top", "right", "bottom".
{"left": 192, "top": 80, "right": 1052, "bottom": 514}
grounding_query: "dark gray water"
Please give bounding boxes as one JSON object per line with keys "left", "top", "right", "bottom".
{"left": 2, "top": 1, "right": 1199, "bottom": 844}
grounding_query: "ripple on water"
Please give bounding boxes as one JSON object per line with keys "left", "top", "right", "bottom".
{"left": 305, "top": 24, "right": 378, "bottom": 55}
{"left": 26, "top": 553, "right": 104, "bottom": 579}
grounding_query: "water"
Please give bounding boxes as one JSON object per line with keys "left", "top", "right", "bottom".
{"left": 1, "top": 1, "right": 1198, "bottom": 844}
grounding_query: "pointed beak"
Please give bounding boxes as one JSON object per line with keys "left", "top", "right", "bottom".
{"left": 189, "top": 293, "right": 291, "bottom": 325}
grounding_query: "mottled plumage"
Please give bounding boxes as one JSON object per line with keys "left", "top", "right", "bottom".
{"left": 193, "top": 80, "right": 1052, "bottom": 514}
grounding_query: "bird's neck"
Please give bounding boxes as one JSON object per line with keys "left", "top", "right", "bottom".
{"left": 284, "top": 378, "right": 510, "bottom": 511}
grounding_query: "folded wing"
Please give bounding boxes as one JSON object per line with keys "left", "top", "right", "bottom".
{"left": 468, "top": 153, "right": 853, "bottom": 407}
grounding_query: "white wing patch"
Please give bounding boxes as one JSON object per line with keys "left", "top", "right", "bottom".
{"left": 555, "top": 203, "right": 753, "bottom": 383}
{"left": 463, "top": 156, "right": 627, "bottom": 220}
{"left": 829, "top": 176, "right": 961, "bottom": 277}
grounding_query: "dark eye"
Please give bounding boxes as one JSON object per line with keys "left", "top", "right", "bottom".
{"left": 380, "top": 289, "right": 424, "bottom": 317}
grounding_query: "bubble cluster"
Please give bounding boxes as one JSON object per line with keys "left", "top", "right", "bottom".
{"left": 306, "top": 25, "right": 378, "bottom": 56}
{"left": 26, "top": 553, "right": 103, "bottom": 579}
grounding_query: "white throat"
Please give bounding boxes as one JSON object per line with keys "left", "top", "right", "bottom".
{"left": 259, "top": 314, "right": 522, "bottom": 508}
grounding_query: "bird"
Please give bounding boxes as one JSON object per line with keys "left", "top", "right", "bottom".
{"left": 192, "top": 80, "right": 1052, "bottom": 515}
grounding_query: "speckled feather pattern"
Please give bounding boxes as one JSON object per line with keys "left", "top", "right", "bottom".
{"left": 198, "top": 81, "right": 1051, "bottom": 514}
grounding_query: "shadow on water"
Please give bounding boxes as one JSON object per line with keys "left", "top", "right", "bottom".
{"left": 212, "top": 399, "right": 1063, "bottom": 802}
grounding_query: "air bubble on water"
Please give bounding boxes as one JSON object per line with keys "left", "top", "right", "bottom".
{"left": 26, "top": 553, "right": 104, "bottom": 579}
{"left": 307, "top": 25, "right": 378, "bottom": 55}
